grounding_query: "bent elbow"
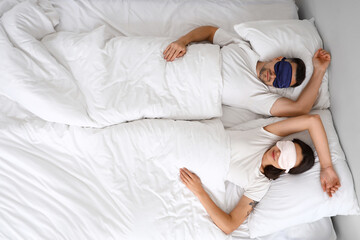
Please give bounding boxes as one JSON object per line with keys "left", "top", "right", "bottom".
{"left": 220, "top": 214, "right": 243, "bottom": 235}
{"left": 222, "top": 223, "right": 240, "bottom": 235}
{"left": 299, "top": 113, "right": 321, "bottom": 127}
{"left": 308, "top": 113, "right": 321, "bottom": 123}
{"left": 223, "top": 227, "right": 235, "bottom": 235}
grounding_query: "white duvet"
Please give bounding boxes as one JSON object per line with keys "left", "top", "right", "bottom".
{"left": 0, "top": 117, "right": 230, "bottom": 239}
{"left": 0, "top": 1, "right": 222, "bottom": 127}
{"left": 3, "top": 0, "right": 339, "bottom": 239}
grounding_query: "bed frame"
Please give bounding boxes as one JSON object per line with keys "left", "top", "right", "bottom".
{"left": 295, "top": 0, "right": 360, "bottom": 239}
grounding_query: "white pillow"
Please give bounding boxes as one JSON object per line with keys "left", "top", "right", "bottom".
{"left": 259, "top": 217, "right": 336, "bottom": 240}
{"left": 230, "top": 110, "right": 360, "bottom": 237}
{"left": 234, "top": 19, "right": 330, "bottom": 110}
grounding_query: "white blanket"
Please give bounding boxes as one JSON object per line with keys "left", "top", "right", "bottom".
{"left": 0, "top": 1, "right": 222, "bottom": 127}
{"left": 0, "top": 118, "right": 230, "bottom": 239}
{"left": 2, "top": 1, "right": 329, "bottom": 239}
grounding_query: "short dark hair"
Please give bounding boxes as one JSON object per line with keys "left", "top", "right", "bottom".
{"left": 287, "top": 58, "right": 306, "bottom": 87}
{"left": 263, "top": 138, "right": 315, "bottom": 180}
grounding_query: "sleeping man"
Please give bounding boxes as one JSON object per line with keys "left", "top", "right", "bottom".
{"left": 163, "top": 26, "right": 331, "bottom": 117}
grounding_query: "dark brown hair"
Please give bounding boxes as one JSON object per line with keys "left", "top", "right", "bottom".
{"left": 288, "top": 58, "right": 306, "bottom": 87}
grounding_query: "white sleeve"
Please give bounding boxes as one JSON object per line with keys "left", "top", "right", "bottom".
{"left": 244, "top": 179, "right": 271, "bottom": 202}
{"left": 213, "top": 28, "right": 246, "bottom": 47}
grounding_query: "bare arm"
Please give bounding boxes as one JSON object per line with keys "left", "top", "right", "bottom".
{"left": 163, "top": 26, "right": 218, "bottom": 61}
{"left": 180, "top": 168, "right": 256, "bottom": 234}
{"left": 264, "top": 114, "right": 341, "bottom": 196}
{"left": 270, "top": 49, "right": 331, "bottom": 117}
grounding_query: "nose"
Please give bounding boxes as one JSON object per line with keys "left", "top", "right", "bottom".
{"left": 275, "top": 149, "right": 281, "bottom": 161}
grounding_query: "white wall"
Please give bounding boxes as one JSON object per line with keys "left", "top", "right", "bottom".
{"left": 295, "top": 0, "right": 360, "bottom": 239}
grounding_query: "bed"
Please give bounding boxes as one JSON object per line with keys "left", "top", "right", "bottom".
{"left": 0, "top": 0, "right": 359, "bottom": 239}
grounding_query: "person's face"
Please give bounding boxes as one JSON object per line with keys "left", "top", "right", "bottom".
{"left": 259, "top": 57, "right": 297, "bottom": 87}
{"left": 264, "top": 142, "right": 303, "bottom": 170}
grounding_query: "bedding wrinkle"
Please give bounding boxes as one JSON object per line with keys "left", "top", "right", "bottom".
{"left": 3, "top": 0, "right": 333, "bottom": 239}
{"left": 42, "top": 23, "right": 222, "bottom": 125}
{"left": 79, "top": 0, "right": 130, "bottom": 36}
{"left": 0, "top": 4, "right": 92, "bottom": 126}
{"left": 2, "top": 2, "right": 223, "bottom": 126}
{"left": 0, "top": 123, "right": 136, "bottom": 238}
{"left": 0, "top": 157, "right": 78, "bottom": 239}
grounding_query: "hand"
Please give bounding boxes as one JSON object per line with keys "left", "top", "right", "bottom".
{"left": 163, "top": 40, "right": 187, "bottom": 62}
{"left": 312, "top": 48, "right": 331, "bottom": 72}
{"left": 320, "top": 166, "right": 341, "bottom": 197}
{"left": 180, "top": 168, "right": 204, "bottom": 196}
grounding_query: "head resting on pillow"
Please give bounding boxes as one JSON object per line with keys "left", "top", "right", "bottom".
{"left": 261, "top": 138, "right": 315, "bottom": 180}
{"left": 257, "top": 57, "right": 306, "bottom": 88}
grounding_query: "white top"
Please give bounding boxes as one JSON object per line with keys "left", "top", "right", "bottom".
{"left": 213, "top": 28, "right": 281, "bottom": 116}
{"left": 226, "top": 127, "right": 282, "bottom": 201}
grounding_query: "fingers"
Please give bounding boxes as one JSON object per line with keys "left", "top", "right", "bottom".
{"left": 324, "top": 52, "right": 331, "bottom": 60}
{"left": 179, "top": 167, "right": 198, "bottom": 184}
{"left": 164, "top": 47, "right": 176, "bottom": 61}
{"left": 178, "top": 51, "right": 186, "bottom": 58}
{"left": 182, "top": 168, "right": 194, "bottom": 178}
{"left": 314, "top": 48, "right": 322, "bottom": 58}
{"left": 327, "top": 183, "right": 340, "bottom": 197}
{"left": 169, "top": 50, "right": 180, "bottom": 62}
{"left": 319, "top": 49, "right": 331, "bottom": 60}
{"left": 163, "top": 45, "right": 171, "bottom": 56}
{"left": 314, "top": 48, "right": 331, "bottom": 60}
{"left": 327, "top": 189, "right": 332, "bottom": 197}
{"left": 326, "top": 185, "right": 332, "bottom": 197}
{"left": 163, "top": 41, "right": 186, "bottom": 61}
{"left": 321, "top": 178, "right": 326, "bottom": 192}
{"left": 321, "top": 177, "right": 341, "bottom": 197}
{"left": 179, "top": 167, "right": 193, "bottom": 185}
{"left": 329, "top": 181, "right": 341, "bottom": 194}
{"left": 180, "top": 170, "right": 189, "bottom": 185}
{"left": 164, "top": 47, "right": 179, "bottom": 62}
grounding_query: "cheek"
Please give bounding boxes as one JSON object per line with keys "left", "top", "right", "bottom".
{"left": 296, "top": 157, "right": 303, "bottom": 167}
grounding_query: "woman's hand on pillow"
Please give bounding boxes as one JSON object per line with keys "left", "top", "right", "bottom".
{"left": 320, "top": 166, "right": 341, "bottom": 197}
{"left": 163, "top": 40, "right": 187, "bottom": 62}
{"left": 180, "top": 168, "right": 205, "bottom": 196}
{"left": 313, "top": 48, "right": 331, "bottom": 73}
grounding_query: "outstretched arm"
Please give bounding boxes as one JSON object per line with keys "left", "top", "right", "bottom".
{"left": 270, "top": 49, "right": 331, "bottom": 117}
{"left": 179, "top": 168, "right": 256, "bottom": 234}
{"left": 264, "top": 114, "right": 341, "bottom": 197}
{"left": 163, "top": 26, "right": 218, "bottom": 61}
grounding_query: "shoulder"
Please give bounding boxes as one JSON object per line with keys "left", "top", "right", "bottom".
{"left": 213, "top": 28, "right": 245, "bottom": 47}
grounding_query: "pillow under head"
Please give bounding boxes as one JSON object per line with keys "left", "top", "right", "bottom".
{"left": 229, "top": 110, "right": 360, "bottom": 237}
{"left": 234, "top": 19, "right": 330, "bottom": 110}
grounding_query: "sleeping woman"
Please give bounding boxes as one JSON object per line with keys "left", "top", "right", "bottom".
{"left": 179, "top": 114, "right": 341, "bottom": 234}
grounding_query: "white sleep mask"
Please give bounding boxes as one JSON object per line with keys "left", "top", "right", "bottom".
{"left": 276, "top": 141, "right": 296, "bottom": 173}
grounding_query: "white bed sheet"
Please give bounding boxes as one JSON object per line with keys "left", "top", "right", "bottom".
{"left": 0, "top": 117, "right": 231, "bottom": 239}
{"left": 49, "top": 0, "right": 299, "bottom": 37}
